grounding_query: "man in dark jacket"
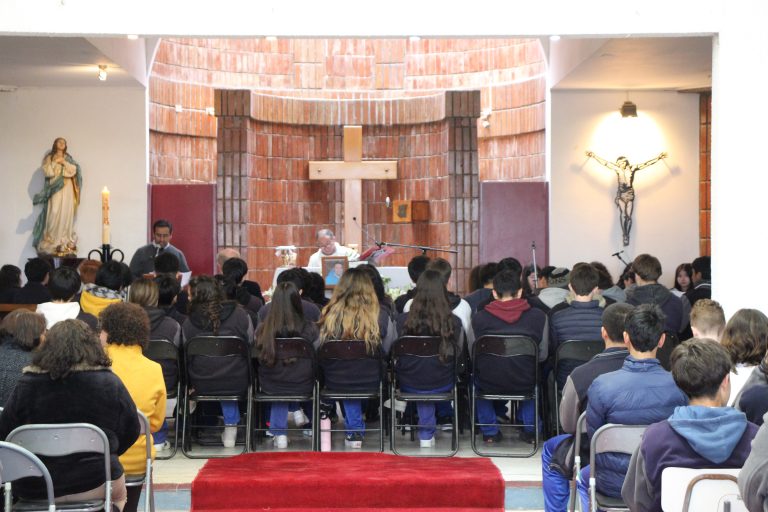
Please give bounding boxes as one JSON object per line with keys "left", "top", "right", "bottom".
{"left": 549, "top": 262, "right": 605, "bottom": 388}
{"left": 464, "top": 262, "right": 498, "bottom": 314}
{"left": 625, "top": 253, "right": 686, "bottom": 334}
{"left": 575, "top": 304, "right": 688, "bottom": 510}
{"left": 685, "top": 255, "right": 712, "bottom": 307}
{"left": 12, "top": 258, "right": 52, "bottom": 304}
{"left": 472, "top": 270, "right": 548, "bottom": 443}
{"left": 623, "top": 338, "right": 758, "bottom": 512}
{"left": 541, "top": 302, "right": 633, "bottom": 512}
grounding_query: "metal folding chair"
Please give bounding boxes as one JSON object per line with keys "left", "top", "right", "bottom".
{"left": 470, "top": 335, "right": 540, "bottom": 457}
{"left": 589, "top": 424, "right": 646, "bottom": 512}
{"left": 0, "top": 441, "right": 55, "bottom": 512}
{"left": 661, "top": 468, "right": 746, "bottom": 512}
{"left": 318, "top": 340, "right": 385, "bottom": 452}
{"left": 252, "top": 337, "right": 318, "bottom": 451}
{"left": 181, "top": 336, "right": 253, "bottom": 458}
{"left": 390, "top": 336, "right": 458, "bottom": 457}
{"left": 569, "top": 412, "right": 587, "bottom": 512}
{"left": 124, "top": 410, "right": 155, "bottom": 512}
{"left": 143, "top": 338, "right": 181, "bottom": 459}
{"left": 553, "top": 340, "right": 603, "bottom": 434}
{"left": 6, "top": 423, "right": 112, "bottom": 512}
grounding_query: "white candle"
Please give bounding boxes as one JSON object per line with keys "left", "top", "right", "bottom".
{"left": 101, "top": 186, "right": 110, "bottom": 245}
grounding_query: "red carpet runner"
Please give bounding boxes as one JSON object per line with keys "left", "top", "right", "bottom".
{"left": 191, "top": 452, "right": 505, "bottom": 511}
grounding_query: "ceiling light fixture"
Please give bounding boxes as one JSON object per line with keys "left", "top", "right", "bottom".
{"left": 620, "top": 100, "right": 638, "bottom": 118}
{"left": 550, "top": 35, "right": 561, "bottom": 42}
{"left": 127, "top": 34, "right": 139, "bottom": 40}
{"left": 98, "top": 65, "right": 107, "bottom": 81}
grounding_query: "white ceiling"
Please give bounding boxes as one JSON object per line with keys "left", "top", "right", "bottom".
{"left": 0, "top": 36, "right": 136, "bottom": 88}
{"left": 0, "top": 35, "right": 713, "bottom": 91}
{"left": 552, "top": 36, "right": 712, "bottom": 91}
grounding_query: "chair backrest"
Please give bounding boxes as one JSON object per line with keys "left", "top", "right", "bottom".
{"left": 6, "top": 423, "right": 111, "bottom": 511}
{"left": 662, "top": 468, "right": 746, "bottom": 512}
{"left": 318, "top": 339, "right": 383, "bottom": 392}
{"left": 573, "top": 411, "right": 588, "bottom": 459}
{"left": 255, "top": 337, "right": 316, "bottom": 395}
{"left": 472, "top": 335, "right": 538, "bottom": 395}
{"left": 0, "top": 441, "right": 55, "bottom": 511}
{"left": 589, "top": 423, "right": 647, "bottom": 474}
{"left": 184, "top": 335, "right": 252, "bottom": 395}
{"left": 391, "top": 336, "right": 456, "bottom": 390}
{"left": 136, "top": 409, "right": 151, "bottom": 463}
{"left": 0, "top": 303, "right": 37, "bottom": 320}
{"left": 144, "top": 338, "right": 180, "bottom": 392}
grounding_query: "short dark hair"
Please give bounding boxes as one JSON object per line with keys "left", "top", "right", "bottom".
{"left": 602, "top": 303, "right": 634, "bottom": 343}
{"left": 48, "top": 267, "right": 82, "bottom": 301}
{"left": 625, "top": 304, "right": 666, "bottom": 352}
{"left": 24, "top": 258, "right": 51, "bottom": 283}
{"left": 154, "top": 251, "right": 180, "bottom": 274}
{"left": 152, "top": 219, "right": 173, "bottom": 233}
{"left": 426, "top": 258, "right": 452, "bottom": 285}
{"left": 222, "top": 257, "right": 248, "bottom": 284}
{"left": 498, "top": 257, "right": 522, "bottom": 276}
{"left": 119, "top": 262, "right": 133, "bottom": 289}
{"left": 569, "top": 263, "right": 600, "bottom": 296}
{"left": 276, "top": 267, "right": 306, "bottom": 291}
{"left": 691, "top": 256, "right": 711, "bottom": 281}
{"left": 670, "top": 338, "right": 731, "bottom": 400}
{"left": 99, "top": 302, "right": 150, "bottom": 349}
{"left": 479, "top": 262, "right": 499, "bottom": 286}
{"left": 94, "top": 261, "right": 124, "bottom": 291}
{"left": 407, "top": 255, "right": 431, "bottom": 283}
{"left": 590, "top": 261, "right": 614, "bottom": 290}
{"left": 632, "top": 254, "right": 662, "bottom": 282}
{"left": 0, "top": 265, "right": 21, "bottom": 288}
{"left": 493, "top": 270, "right": 521, "bottom": 298}
{"left": 155, "top": 274, "right": 181, "bottom": 306}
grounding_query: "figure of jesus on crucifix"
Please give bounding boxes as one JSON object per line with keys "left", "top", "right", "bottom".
{"left": 586, "top": 150, "right": 667, "bottom": 246}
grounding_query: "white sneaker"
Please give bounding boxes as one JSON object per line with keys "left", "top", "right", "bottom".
{"left": 292, "top": 409, "right": 309, "bottom": 427}
{"left": 155, "top": 441, "right": 171, "bottom": 452}
{"left": 274, "top": 435, "right": 288, "bottom": 449}
{"left": 221, "top": 426, "right": 237, "bottom": 448}
{"left": 419, "top": 437, "right": 435, "bottom": 448}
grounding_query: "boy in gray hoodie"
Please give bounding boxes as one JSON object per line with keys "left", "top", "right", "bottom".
{"left": 622, "top": 338, "right": 758, "bottom": 511}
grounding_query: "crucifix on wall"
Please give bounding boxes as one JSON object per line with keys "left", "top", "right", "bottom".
{"left": 309, "top": 126, "right": 397, "bottom": 250}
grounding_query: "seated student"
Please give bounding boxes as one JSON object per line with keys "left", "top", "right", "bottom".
{"left": 303, "top": 271, "right": 329, "bottom": 308}
{"left": 625, "top": 253, "right": 687, "bottom": 335}
{"left": 576, "top": 304, "right": 688, "bottom": 510}
{"left": 217, "top": 248, "right": 264, "bottom": 303}
{"left": 254, "top": 282, "right": 318, "bottom": 449}
{"left": 317, "top": 268, "right": 395, "bottom": 449}
{"left": 127, "top": 278, "right": 181, "bottom": 346}
{"left": 0, "top": 264, "right": 22, "bottom": 302}
{"left": 77, "top": 258, "right": 101, "bottom": 288}
{"left": 80, "top": 260, "right": 125, "bottom": 317}
{"left": 396, "top": 269, "right": 463, "bottom": 448}
{"left": 685, "top": 255, "right": 712, "bottom": 307}
{"left": 549, "top": 263, "right": 605, "bottom": 387}
{"left": 592, "top": 261, "right": 625, "bottom": 304}
{"left": 155, "top": 273, "right": 187, "bottom": 325}
{"left": 12, "top": 257, "right": 52, "bottom": 304}
{"left": 522, "top": 264, "right": 542, "bottom": 298}
{"left": 689, "top": 298, "right": 725, "bottom": 341}
{"left": 182, "top": 275, "right": 253, "bottom": 448}
{"left": 0, "top": 310, "right": 46, "bottom": 406}
{"left": 537, "top": 267, "right": 570, "bottom": 310}
{"left": 466, "top": 264, "right": 483, "bottom": 294}
{"left": 100, "top": 303, "right": 166, "bottom": 512}
{"left": 622, "top": 338, "right": 759, "bottom": 512}
{"left": 358, "top": 263, "right": 396, "bottom": 320}
{"left": 36, "top": 266, "right": 98, "bottom": 330}
{"left": 0, "top": 319, "right": 140, "bottom": 511}
{"left": 721, "top": 308, "right": 768, "bottom": 406}
{"left": 542, "top": 303, "right": 634, "bottom": 512}
{"left": 738, "top": 411, "right": 768, "bottom": 511}
{"left": 471, "top": 270, "right": 549, "bottom": 444}
{"left": 222, "top": 257, "right": 263, "bottom": 315}
{"left": 464, "top": 262, "right": 498, "bottom": 314}
{"left": 737, "top": 349, "right": 768, "bottom": 426}
{"left": 394, "top": 254, "right": 430, "bottom": 314}
{"left": 258, "top": 268, "right": 321, "bottom": 323}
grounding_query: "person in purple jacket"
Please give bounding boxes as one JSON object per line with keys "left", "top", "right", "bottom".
{"left": 622, "top": 338, "right": 759, "bottom": 512}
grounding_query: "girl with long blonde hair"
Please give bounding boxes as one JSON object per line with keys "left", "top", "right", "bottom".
{"left": 318, "top": 267, "right": 395, "bottom": 448}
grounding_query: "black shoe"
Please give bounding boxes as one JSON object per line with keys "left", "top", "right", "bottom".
{"left": 519, "top": 430, "right": 537, "bottom": 444}
{"left": 483, "top": 431, "right": 503, "bottom": 444}
{"left": 437, "top": 415, "right": 453, "bottom": 431}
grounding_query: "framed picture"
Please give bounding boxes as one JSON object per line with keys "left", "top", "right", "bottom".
{"left": 322, "top": 256, "right": 348, "bottom": 289}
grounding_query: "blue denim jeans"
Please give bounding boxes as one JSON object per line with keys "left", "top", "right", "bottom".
{"left": 400, "top": 384, "right": 453, "bottom": 441}
{"left": 221, "top": 402, "right": 240, "bottom": 426}
{"left": 342, "top": 400, "right": 364, "bottom": 436}
{"left": 541, "top": 434, "right": 572, "bottom": 511}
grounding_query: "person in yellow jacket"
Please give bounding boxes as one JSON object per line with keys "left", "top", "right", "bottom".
{"left": 100, "top": 302, "right": 166, "bottom": 512}
{"left": 80, "top": 261, "right": 126, "bottom": 317}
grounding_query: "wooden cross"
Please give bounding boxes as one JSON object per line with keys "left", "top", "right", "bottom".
{"left": 309, "top": 126, "right": 397, "bottom": 250}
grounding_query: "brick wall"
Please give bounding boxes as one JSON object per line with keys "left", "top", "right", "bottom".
{"left": 699, "top": 92, "right": 711, "bottom": 256}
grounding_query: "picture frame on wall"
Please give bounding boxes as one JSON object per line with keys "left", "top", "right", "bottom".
{"left": 322, "top": 256, "right": 348, "bottom": 289}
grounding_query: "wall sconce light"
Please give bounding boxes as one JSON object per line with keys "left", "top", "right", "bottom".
{"left": 480, "top": 108, "right": 492, "bottom": 129}
{"left": 97, "top": 65, "right": 107, "bottom": 81}
{"left": 620, "top": 100, "right": 638, "bottom": 118}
